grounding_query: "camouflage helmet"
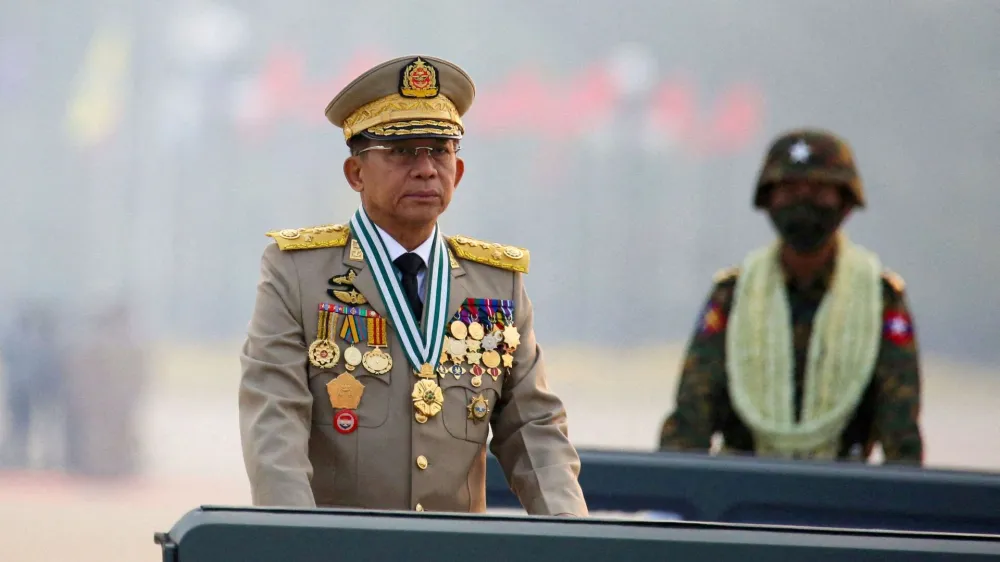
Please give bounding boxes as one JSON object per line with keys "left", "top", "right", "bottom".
{"left": 753, "top": 128, "right": 865, "bottom": 208}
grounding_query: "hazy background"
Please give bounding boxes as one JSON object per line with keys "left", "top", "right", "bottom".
{"left": 1, "top": 1, "right": 998, "bottom": 560}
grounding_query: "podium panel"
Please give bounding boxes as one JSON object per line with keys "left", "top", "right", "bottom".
{"left": 155, "top": 506, "right": 1000, "bottom": 562}
{"left": 484, "top": 450, "right": 1000, "bottom": 534}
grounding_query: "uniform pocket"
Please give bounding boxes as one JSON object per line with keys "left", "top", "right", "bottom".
{"left": 436, "top": 297, "right": 515, "bottom": 443}
{"left": 439, "top": 374, "right": 501, "bottom": 444}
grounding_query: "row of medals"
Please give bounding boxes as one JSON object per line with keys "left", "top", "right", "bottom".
{"left": 439, "top": 319, "right": 519, "bottom": 386}
{"left": 307, "top": 333, "right": 392, "bottom": 375}
{"left": 307, "top": 315, "right": 519, "bottom": 426}
{"left": 411, "top": 318, "right": 520, "bottom": 424}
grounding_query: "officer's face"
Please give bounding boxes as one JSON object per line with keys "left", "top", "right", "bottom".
{"left": 344, "top": 138, "right": 464, "bottom": 229}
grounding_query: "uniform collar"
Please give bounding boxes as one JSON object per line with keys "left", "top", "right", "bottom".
{"left": 342, "top": 228, "right": 469, "bottom": 327}
{"left": 782, "top": 252, "right": 837, "bottom": 298}
{"left": 372, "top": 222, "right": 434, "bottom": 267}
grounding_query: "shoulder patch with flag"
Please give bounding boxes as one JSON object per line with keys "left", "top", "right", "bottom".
{"left": 883, "top": 310, "right": 914, "bottom": 346}
{"left": 698, "top": 302, "right": 727, "bottom": 336}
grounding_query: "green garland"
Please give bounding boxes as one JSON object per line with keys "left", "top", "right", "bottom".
{"left": 726, "top": 234, "right": 882, "bottom": 459}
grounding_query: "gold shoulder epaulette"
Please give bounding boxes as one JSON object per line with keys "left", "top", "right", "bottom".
{"left": 446, "top": 235, "right": 530, "bottom": 274}
{"left": 882, "top": 269, "right": 906, "bottom": 292}
{"left": 265, "top": 224, "right": 350, "bottom": 251}
{"left": 713, "top": 266, "right": 740, "bottom": 284}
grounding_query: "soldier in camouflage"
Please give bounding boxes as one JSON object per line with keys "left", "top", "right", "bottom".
{"left": 658, "top": 128, "right": 923, "bottom": 464}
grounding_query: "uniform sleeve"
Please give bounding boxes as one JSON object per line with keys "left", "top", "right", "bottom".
{"left": 238, "top": 244, "right": 317, "bottom": 507}
{"left": 658, "top": 282, "right": 732, "bottom": 452}
{"left": 488, "top": 272, "right": 588, "bottom": 517}
{"left": 872, "top": 282, "right": 924, "bottom": 464}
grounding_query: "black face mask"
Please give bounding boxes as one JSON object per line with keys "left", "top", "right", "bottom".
{"left": 768, "top": 202, "right": 842, "bottom": 253}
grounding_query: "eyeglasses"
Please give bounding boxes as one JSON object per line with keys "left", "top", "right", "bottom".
{"left": 355, "top": 145, "right": 460, "bottom": 166}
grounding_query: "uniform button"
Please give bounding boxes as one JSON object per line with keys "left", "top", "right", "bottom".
{"left": 415, "top": 503, "right": 424, "bottom": 512}
{"left": 416, "top": 455, "right": 428, "bottom": 470}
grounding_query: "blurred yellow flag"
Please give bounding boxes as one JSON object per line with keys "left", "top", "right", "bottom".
{"left": 65, "top": 22, "right": 131, "bottom": 147}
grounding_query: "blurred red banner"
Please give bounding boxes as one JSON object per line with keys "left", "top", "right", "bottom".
{"left": 236, "top": 47, "right": 765, "bottom": 156}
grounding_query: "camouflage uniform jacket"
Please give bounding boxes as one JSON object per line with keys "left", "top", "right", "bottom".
{"left": 659, "top": 260, "right": 924, "bottom": 463}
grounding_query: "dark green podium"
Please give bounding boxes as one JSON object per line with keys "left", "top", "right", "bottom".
{"left": 154, "top": 506, "right": 1000, "bottom": 562}
{"left": 484, "top": 449, "right": 1000, "bottom": 534}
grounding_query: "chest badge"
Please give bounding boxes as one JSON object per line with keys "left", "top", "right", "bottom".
{"left": 412, "top": 379, "right": 444, "bottom": 423}
{"left": 329, "top": 268, "right": 368, "bottom": 305}
{"left": 327, "top": 372, "right": 364, "bottom": 435}
{"left": 467, "top": 394, "right": 490, "bottom": 423}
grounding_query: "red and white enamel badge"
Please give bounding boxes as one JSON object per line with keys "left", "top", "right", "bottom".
{"left": 334, "top": 410, "right": 358, "bottom": 434}
{"left": 883, "top": 311, "right": 914, "bottom": 346}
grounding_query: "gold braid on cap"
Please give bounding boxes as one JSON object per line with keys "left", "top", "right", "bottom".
{"left": 342, "top": 93, "right": 463, "bottom": 141}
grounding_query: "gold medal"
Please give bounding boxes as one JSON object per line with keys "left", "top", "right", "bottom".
{"left": 450, "top": 320, "right": 468, "bottom": 340}
{"left": 344, "top": 345, "right": 363, "bottom": 370}
{"left": 467, "top": 394, "right": 490, "bottom": 423}
{"left": 416, "top": 362, "right": 435, "bottom": 379}
{"left": 502, "top": 325, "right": 521, "bottom": 350}
{"left": 466, "top": 351, "right": 482, "bottom": 365}
{"left": 502, "top": 353, "right": 514, "bottom": 368}
{"left": 362, "top": 316, "right": 392, "bottom": 375}
{"left": 448, "top": 337, "right": 467, "bottom": 362}
{"left": 308, "top": 339, "right": 340, "bottom": 369}
{"left": 412, "top": 379, "right": 443, "bottom": 418}
{"left": 471, "top": 375, "right": 482, "bottom": 388}
{"left": 467, "top": 321, "right": 485, "bottom": 341}
{"left": 448, "top": 337, "right": 467, "bottom": 355}
{"left": 308, "top": 308, "right": 341, "bottom": 368}
{"left": 361, "top": 346, "right": 392, "bottom": 375}
{"left": 339, "top": 314, "right": 364, "bottom": 371}
{"left": 482, "top": 350, "right": 501, "bottom": 369}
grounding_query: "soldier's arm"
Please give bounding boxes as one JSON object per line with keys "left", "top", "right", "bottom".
{"left": 238, "top": 243, "right": 316, "bottom": 507}
{"left": 658, "top": 278, "right": 734, "bottom": 452}
{"left": 488, "top": 272, "right": 588, "bottom": 517}
{"left": 872, "top": 274, "right": 924, "bottom": 464}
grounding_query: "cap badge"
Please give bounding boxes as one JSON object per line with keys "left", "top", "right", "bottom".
{"left": 789, "top": 139, "right": 811, "bottom": 163}
{"left": 400, "top": 57, "right": 439, "bottom": 98}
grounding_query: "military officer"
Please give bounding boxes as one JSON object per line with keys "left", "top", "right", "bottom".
{"left": 658, "top": 128, "right": 924, "bottom": 464}
{"left": 239, "top": 55, "right": 588, "bottom": 515}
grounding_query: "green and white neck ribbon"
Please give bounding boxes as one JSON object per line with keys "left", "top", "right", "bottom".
{"left": 349, "top": 206, "right": 451, "bottom": 373}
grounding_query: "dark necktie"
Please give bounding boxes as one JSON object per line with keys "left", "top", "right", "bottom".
{"left": 393, "top": 252, "right": 424, "bottom": 322}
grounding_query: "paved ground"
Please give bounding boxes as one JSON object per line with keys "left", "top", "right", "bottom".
{"left": 1, "top": 341, "right": 997, "bottom": 561}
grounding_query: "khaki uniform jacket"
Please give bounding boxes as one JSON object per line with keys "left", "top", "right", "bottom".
{"left": 238, "top": 225, "right": 588, "bottom": 516}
